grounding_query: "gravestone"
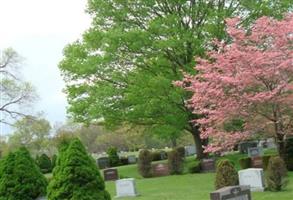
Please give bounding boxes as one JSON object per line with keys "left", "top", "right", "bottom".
{"left": 239, "top": 141, "right": 258, "bottom": 154}
{"left": 238, "top": 168, "right": 265, "bottom": 192}
{"left": 185, "top": 145, "right": 196, "bottom": 156}
{"left": 115, "top": 178, "right": 139, "bottom": 197}
{"left": 210, "top": 185, "right": 251, "bottom": 200}
{"left": 248, "top": 147, "right": 263, "bottom": 168}
{"left": 104, "top": 168, "right": 119, "bottom": 181}
{"left": 127, "top": 155, "right": 137, "bottom": 164}
{"left": 152, "top": 163, "right": 170, "bottom": 177}
{"left": 97, "top": 157, "right": 110, "bottom": 169}
{"left": 201, "top": 158, "right": 216, "bottom": 172}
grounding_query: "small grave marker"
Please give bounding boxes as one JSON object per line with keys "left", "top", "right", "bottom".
{"left": 201, "top": 158, "right": 216, "bottom": 172}
{"left": 115, "top": 178, "right": 139, "bottom": 198}
{"left": 97, "top": 157, "right": 110, "bottom": 169}
{"left": 104, "top": 168, "right": 118, "bottom": 181}
{"left": 210, "top": 185, "right": 251, "bottom": 200}
{"left": 152, "top": 163, "right": 170, "bottom": 177}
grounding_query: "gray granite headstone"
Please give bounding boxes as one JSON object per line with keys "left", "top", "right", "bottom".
{"left": 239, "top": 168, "right": 265, "bottom": 192}
{"left": 115, "top": 178, "right": 139, "bottom": 198}
{"left": 239, "top": 141, "right": 258, "bottom": 154}
{"left": 127, "top": 155, "right": 137, "bottom": 164}
{"left": 210, "top": 185, "right": 251, "bottom": 200}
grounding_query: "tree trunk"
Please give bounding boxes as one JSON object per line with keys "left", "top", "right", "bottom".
{"left": 171, "top": 137, "right": 177, "bottom": 148}
{"left": 276, "top": 134, "right": 286, "bottom": 161}
{"left": 190, "top": 124, "right": 208, "bottom": 160}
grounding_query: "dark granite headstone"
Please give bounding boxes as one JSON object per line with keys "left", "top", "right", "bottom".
{"left": 201, "top": 158, "right": 216, "bottom": 172}
{"left": 239, "top": 141, "right": 257, "bottom": 154}
{"left": 152, "top": 163, "right": 170, "bottom": 177}
{"left": 210, "top": 185, "right": 251, "bottom": 200}
{"left": 104, "top": 168, "right": 118, "bottom": 181}
{"left": 251, "top": 156, "right": 263, "bottom": 168}
{"left": 97, "top": 157, "right": 110, "bottom": 169}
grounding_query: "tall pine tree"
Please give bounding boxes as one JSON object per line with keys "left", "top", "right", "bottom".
{"left": 47, "top": 138, "right": 110, "bottom": 200}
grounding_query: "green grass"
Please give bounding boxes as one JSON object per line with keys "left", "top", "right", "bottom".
{"left": 104, "top": 151, "right": 293, "bottom": 200}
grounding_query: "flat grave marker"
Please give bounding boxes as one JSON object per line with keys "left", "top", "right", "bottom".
{"left": 210, "top": 185, "right": 251, "bottom": 200}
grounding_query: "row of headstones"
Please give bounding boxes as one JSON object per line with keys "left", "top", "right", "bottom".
{"left": 97, "top": 145, "right": 197, "bottom": 169}
{"left": 239, "top": 138, "right": 276, "bottom": 154}
{"left": 107, "top": 167, "right": 265, "bottom": 199}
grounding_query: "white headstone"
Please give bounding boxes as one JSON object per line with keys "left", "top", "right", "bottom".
{"left": 238, "top": 168, "right": 265, "bottom": 192}
{"left": 185, "top": 145, "right": 196, "bottom": 156}
{"left": 115, "top": 178, "right": 138, "bottom": 197}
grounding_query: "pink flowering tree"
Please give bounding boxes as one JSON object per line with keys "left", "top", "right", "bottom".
{"left": 177, "top": 14, "right": 293, "bottom": 158}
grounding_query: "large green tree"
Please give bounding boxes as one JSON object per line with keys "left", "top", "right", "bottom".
{"left": 59, "top": 0, "right": 292, "bottom": 159}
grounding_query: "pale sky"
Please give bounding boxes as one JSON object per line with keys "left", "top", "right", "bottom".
{"left": 0, "top": 0, "right": 91, "bottom": 134}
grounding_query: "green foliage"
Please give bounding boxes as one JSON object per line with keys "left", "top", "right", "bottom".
{"left": 151, "top": 151, "right": 162, "bottom": 161}
{"left": 285, "top": 137, "right": 293, "bottom": 171}
{"left": 138, "top": 149, "right": 153, "bottom": 178}
{"left": 51, "top": 154, "right": 57, "bottom": 169}
{"left": 223, "top": 118, "right": 245, "bottom": 132}
{"left": 215, "top": 160, "right": 239, "bottom": 189}
{"left": 107, "top": 147, "right": 120, "bottom": 167}
{"left": 36, "top": 153, "right": 52, "bottom": 173}
{"left": 239, "top": 157, "right": 251, "bottom": 169}
{"left": 0, "top": 147, "right": 47, "bottom": 200}
{"left": 58, "top": 0, "right": 292, "bottom": 159}
{"left": 47, "top": 138, "right": 110, "bottom": 200}
{"left": 168, "top": 150, "right": 184, "bottom": 175}
{"left": 266, "top": 156, "right": 288, "bottom": 191}
{"left": 187, "top": 159, "right": 201, "bottom": 174}
{"left": 262, "top": 155, "right": 272, "bottom": 171}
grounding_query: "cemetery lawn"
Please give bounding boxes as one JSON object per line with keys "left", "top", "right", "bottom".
{"left": 104, "top": 153, "right": 293, "bottom": 200}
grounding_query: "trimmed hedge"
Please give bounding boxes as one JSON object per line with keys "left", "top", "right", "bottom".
{"left": 215, "top": 159, "right": 239, "bottom": 189}
{"left": 138, "top": 149, "right": 153, "bottom": 178}
{"left": 239, "top": 157, "right": 251, "bottom": 169}
{"left": 266, "top": 156, "right": 288, "bottom": 191}
{"left": 107, "top": 147, "right": 120, "bottom": 167}
{"left": 285, "top": 137, "right": 293, "bottom": 171}
{"left": 168, "top": 150, "right": 184, "bottom": 175}
{"left": 188, "top": 159, "right": 201, "bottom": 174}
{"left": 262, "top": 155, "right": 272, "bottom": 171}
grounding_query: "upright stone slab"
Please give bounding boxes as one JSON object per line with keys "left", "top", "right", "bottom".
{"left": 152, "top": 163, "right": 170, "bottom": 177}
{"left": 210, "top": 185, "right": 251, "bottom": 200}
{"left": 104, "top": 168, "right": 119, "bottom": 181}
{"left": 97, "top": 157, "right": 110, "bottom": 169}
{"left": 248, "top": 147, "right": 263, "bottom": 168}
{"left": 127, "top": 155, "right": 137, "bottom": 164}
{"left": 201, "top": 158, "right": 216, "bottom": 172}
{"left": 115, "top": 178, "right": 138, "bottom": 198}
{"left": 185, "top": 145, "right": 196, "bottom": 156}
{"left": 238, "top": 168, "right": 265, "bottom": 192}
{"left": 239, "top": 141, "right": 258, "bottom": 154}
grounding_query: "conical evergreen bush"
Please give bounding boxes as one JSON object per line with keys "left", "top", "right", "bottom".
{"left": 47, "top": 138, "right": 110, "bottom": 200}
{"left": 0, "top": 147, "right": 47, "bottom": 200}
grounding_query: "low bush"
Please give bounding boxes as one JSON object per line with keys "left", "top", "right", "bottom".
{"left": 51, "top": 154, "right": 57, "bottom": 169}
{"left": 187, "top": 159, "right": 201, "bottom": 174}
{"left": 168, "top": 150, "right": 184, "bottom": 175}
{"left": 215, "top": 159, "right": 238, "bottom": 189}
{"left": 107, "top": 147, "right": 120, "bottom": 167}
{"left": 36, "top": 153, "right": 52, "bottom": 173}
{"left": 138, "top": 149, "right": 153, "bottom": 178}
{"left": 239, "top": 157, "right": 251, "bottom": 169}
{"left": 262, "top": 155, "right": 272, "bottom": 171}
{"left": 266, "top": 156, "right": 288, "bottom": 191}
